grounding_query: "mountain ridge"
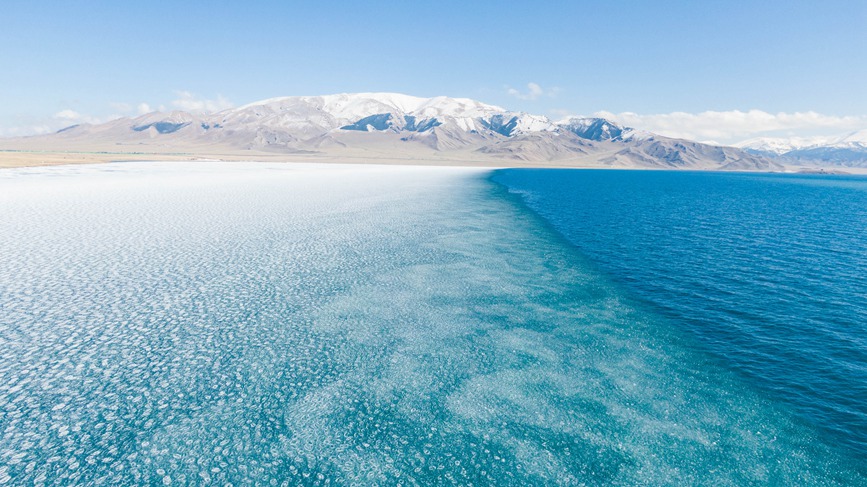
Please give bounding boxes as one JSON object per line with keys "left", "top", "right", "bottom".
{"left": 735, "top": 129, "right": 867, "bottom": 167}
{"left": 3, "top": 92, "right": 783, "bottom": 170}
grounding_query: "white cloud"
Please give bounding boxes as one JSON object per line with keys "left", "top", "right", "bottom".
{"left": 506, "top": 82, "right": 559, "bottom": 101}
{"left": 592, "top": 109, "right": 866, "bottom": 144}
{"left": 171, "top": 91, "right": 233, "bottom": 113}
{"left": 53, "top": 109, "right": 82, "bottom": 121}
{"left": 137, "top": 103, "right": 152, "bottom": 115}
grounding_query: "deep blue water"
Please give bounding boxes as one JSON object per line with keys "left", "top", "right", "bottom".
{"left": 1, "top": 162, "right": 865, "bottom": 485}
{"left": 493, "top": 169, "right": 867, "bottom": 459}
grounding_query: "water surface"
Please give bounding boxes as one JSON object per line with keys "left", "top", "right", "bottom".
{"left": 493, "top": 169, "right": 867, "bottom": 459}
{"left": 0, "top": 162, "right": 862, "bottom": 485}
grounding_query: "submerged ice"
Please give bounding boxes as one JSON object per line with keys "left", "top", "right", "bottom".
{"left": 0, "top": 162, "right": 862, "bottom": 485}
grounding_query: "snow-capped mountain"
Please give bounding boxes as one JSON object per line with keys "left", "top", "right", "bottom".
{"left": 4, "top": 92, "right": 779, "bottom": 170}
{"left": 735, "top": 136, "right": 830, "bottom": 155}
{"left": 560, "top": 117, "right": 630, "bottom": 141}
{"left": 735, "top": 129, "right": 867, "bottom": 167}
{"left": 217, "top": 93, "right": 562, "bottom": 140}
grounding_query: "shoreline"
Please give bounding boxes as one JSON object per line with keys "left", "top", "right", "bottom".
{"left": 2, "top": 148, "right": 866, "bottom": 175}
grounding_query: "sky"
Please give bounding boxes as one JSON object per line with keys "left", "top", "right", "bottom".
{"left": 2, "top": 0, "right": 866, "bottom": 144}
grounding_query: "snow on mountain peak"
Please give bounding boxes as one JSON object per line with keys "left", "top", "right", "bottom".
{"left": 234, "top": 93, "right": 503, "bottom": 120}
{"left": 837, "top": 128, "right": 867, "bottom": 147}
{"left": 559, "top": 117, "right": 630, "bottom": 141}
{"left": 734, "top": 130, "right": 867, "bottom": 154}
{"left": 220, "top": 93, "right": 560, "bottom": 137}
{"left": 734, "top": 136, "right": 824, "bottom": 154}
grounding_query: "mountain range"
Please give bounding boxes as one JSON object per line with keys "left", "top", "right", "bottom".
{"left": 5, "top": 92, "right": 860, "bottom": 170}
{"left": 735, "top": 130, "right": 867, "bottom": 167}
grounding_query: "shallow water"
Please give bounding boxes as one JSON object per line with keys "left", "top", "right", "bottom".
{"left": 0, "top": 162, "right": 863, "bottom": 485}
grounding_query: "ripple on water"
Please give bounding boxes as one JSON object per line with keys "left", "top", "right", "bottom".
{"left": 0, "top": 162, "right": 863, "bottom": 485}
{"left": 493, "top": 168, "right": 867, "bottom": 462}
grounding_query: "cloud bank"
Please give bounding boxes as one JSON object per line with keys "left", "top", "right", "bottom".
{"left": 592, "top": 109, "right": 866, "bottom": 144}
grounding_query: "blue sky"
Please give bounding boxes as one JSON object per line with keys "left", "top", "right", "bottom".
{"left": 2, "top": 0, "right": 865, "bottom": 143}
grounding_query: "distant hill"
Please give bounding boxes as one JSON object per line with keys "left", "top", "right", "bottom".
{"left": 735, "top": 129, "right": 867, "bottom": 168}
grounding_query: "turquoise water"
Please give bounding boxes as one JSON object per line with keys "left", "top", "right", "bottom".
{"left": 0, "top": 162, "right": 864, "bottom": 485}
